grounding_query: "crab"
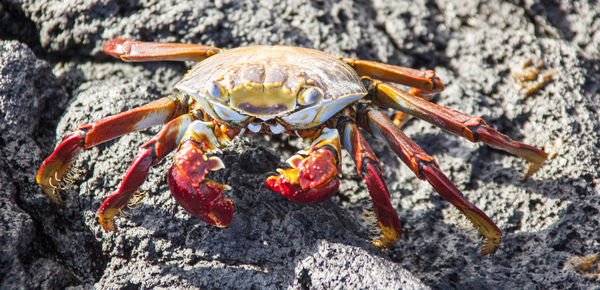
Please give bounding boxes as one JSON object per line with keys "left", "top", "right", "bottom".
{"left": 37, "top": 38, "right": 548, "bottom": 255}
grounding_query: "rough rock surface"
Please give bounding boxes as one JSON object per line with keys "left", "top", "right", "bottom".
{"left": 1, "top": 0, "right": 599, "bottom": 288}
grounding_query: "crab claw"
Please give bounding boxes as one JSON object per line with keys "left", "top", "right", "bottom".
{"left": 36, "top": 130, "right": 85, "bottom": 203}
{"left": 266, "top": 147, "right": 340, "bottom": 204}
{"left": 167, "top": 139, "right": 233, "bottom": 227}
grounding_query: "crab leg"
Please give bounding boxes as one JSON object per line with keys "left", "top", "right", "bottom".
{"left": 343, "top": 57, "right": 444, "bottom": 127}
{"left": 362, "top": 108, "right": 501, "bottom": 255}
{"left": 366, "top": 78, "right": 547, "bottom": 181}
{"left": 104, "top": 38, "right": 222, "bottom": 62}
{"left": 343, "top": 57, "right": 444, "bottom": 97}
{"left": 266, "top": 128, "right": 342, "bottom": 204}
{"left": 37, "top": 95, "right": 189, "bottom": 203}
{"left": 167, "top": 121, "right": 239, "bottom": 228}
{"left": 336, "top": 114, "right": 402, "bottom": 250}
{"left": 98, "top": 114, "right": 196, "bottom": 231}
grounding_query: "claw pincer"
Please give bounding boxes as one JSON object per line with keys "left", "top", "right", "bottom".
{"left": 266, "top": 128, "right": 342, "bottom": 204}
{"left": 266, "top": 148, "right": 340, "bottom": 204}
{"left": 168, "top": 139, "right": 232, "bottom": 227}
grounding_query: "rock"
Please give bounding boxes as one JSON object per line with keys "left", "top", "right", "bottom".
{"left": 1, "top": 0, "right": 598, "bottom": 288}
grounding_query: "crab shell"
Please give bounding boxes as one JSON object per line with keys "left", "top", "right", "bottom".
{"left": 176, "top": 46, "right": 366, "bottom": 133}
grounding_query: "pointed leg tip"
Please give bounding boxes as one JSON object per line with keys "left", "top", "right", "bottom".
{"left": 477, "top": 218, "right": 502, "bottom": 256}
{"left": 373, "top": 236, "right": 398, "bottom": 251}
{"left": 98, "top": 208, "right": 121, "bottom": 232}
{"left": 481, "top": 236, "right": 501, "bottom": 256}
{"left": 37, "top": 160, "right": 77, "bottom": 204}
{"left": 46, "top": 191, "right": 65, "bottom": 205}
{"left": 98, "top": 218, "right": 117, "bottom": 232}
{"left": 521, "top": 159, "right": 546, "bottom": 182}
{"left": 37, "top": 130, "right": 85, "bottom": 200}
{"left": 104, "top": 38, "right": 130, "bottom": 58}
{"left": 371, "top": 216, "right": 401, "bottom": 251}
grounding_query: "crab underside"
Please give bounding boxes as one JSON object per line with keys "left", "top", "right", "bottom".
{"left": 37, "top": 39, "right": 547, "bottom": 255}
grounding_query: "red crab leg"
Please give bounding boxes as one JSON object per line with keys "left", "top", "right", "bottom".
{"left": 168, "top": 121, "right": 240, "bottom": 227}
{"left": 98, "top": 114, "right": 195, "bottom": 231}
{"left": 104, "top": 38, "right": 222, "bottom": 62}
{"left": 391, "top": 93, "right": 436, "bottom": 129}
{"left": 362, "top": 109, "right": 502, "bottom": 255}
{"left": 343, "top": 57, "right": 444, "bottom": 127}
{"left": 37, "top": 95, "right": 189, "bottom": 203}
{"left": 367, "top": 78, "right": 547, "bottom": 181}
{"left": 266, "top": 128, "right": 342, "bottom": 204}
{"left": 343, "top": 57, "right": 444, "bottom": 97}
{"left": 336, "top": 114, "right": 402, "bottom": 250}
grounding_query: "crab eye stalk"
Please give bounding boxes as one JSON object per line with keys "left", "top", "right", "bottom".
{"left": 298, "top": 87, "right": 323, "bottom": 106}
{"left": 207, "top": 81, "right": 228, "bottom": 102}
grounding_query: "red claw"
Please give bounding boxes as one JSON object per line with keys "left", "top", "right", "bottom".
{"left": 167, "top": 139, "right": 232, "bottom": 227}
{"left": 266, "top": 171, "right": 340, "bottom": 204}
{"left": 297, "top": 147, "right": 338, "bottom": 190}
{"left": 168, "top": 166, "right": 233, "bottom": 227}
{"left": 266, "top": 147, "right": 340, "bottom": 204}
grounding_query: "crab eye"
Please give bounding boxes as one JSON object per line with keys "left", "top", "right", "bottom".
{"left": 207, "top": 81, "right": 227, "bottom": 101}
{"left": 298, "top": 87, "right": 323, "bottom": 106}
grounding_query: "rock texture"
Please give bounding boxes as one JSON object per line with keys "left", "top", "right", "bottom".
{"left": 1, "top": 0, "right": 598, "bottom": 288}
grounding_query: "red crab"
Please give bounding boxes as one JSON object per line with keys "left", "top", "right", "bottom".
{"left": 37, "top": 39, "right": 547, "bottom": 255}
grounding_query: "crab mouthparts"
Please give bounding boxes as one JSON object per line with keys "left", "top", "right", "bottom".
{"left": 246, "top": 119, "right": 287, "bottom": 134}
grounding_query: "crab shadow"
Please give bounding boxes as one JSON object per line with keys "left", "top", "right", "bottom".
{"left": 43, "top": 78, "right": 583, "bottom": 287}
{"left": 36, "top": 71, "right": 585, "bottom": 288}
{"left": 58, "top": 134, "right": 382, "bottom": 287}
{"left": 35, "top": 114, "right": 591, "bottom": 288}
{"left": 359, "top": 128, "right": 596, "bottom": 287}
{"left": 60, "top": 118, "right": 589, "bottom": 288}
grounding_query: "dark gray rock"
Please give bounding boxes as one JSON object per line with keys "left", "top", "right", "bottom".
{"left": 0, "top": 40, "right": 77, "bottom": 289}
{"left": 1, "top": 0, "right": 598, "bottom": 288}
